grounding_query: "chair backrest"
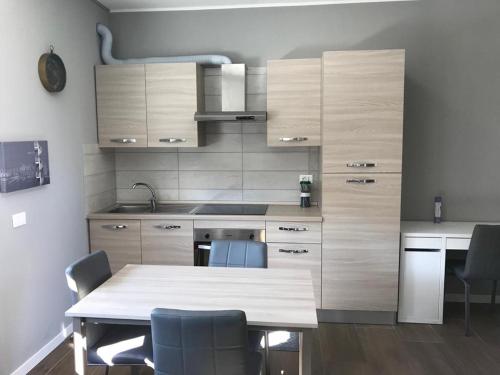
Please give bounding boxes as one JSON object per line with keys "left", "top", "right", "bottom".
{"left": 464, "top": 225, "right": 500, "bottom": 280}
{"left": 151, "top": 308, "right": 251, "bottom": 375}
{"left": 65, "top": 250, "right": 112, "bottom": 304}
{"left": 208, "top": 240, "right": 267, "bottom": 268}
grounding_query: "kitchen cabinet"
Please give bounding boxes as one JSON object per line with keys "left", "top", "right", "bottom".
{"left": 89, "top": 219, "right": 142, "bottom": 273}
{"left": 266, "top": 221, "right": 321, "bottom": 244}
{"left": 96, "top": 64, "right": 147, "bottom": 147}
{"left": 141, "top": 220, "right": 194, "bottom": 265}
{"left": 268, "top": 243, "right": 322, "bottom": 308}
{"left": 146, "top": 63, "right": 205, "bottom": 147}
{"left": 266, "top": 59, "right": 321, "bottom": 147}
{"left": 322, "top": 50, "right": 405, "bottom": 173}
{"left": 321, "top": 173, "right": 401, "bottom": 311}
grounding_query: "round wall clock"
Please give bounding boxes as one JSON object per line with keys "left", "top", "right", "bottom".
{"left": 38, "top": 46, "right": 66, "bottom": 92}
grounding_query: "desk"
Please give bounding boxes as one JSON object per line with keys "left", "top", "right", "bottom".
{"left": 398, "top": 221, "right": 484, "bottom": 324}
{"left": 66, "top": 264, "right": 318, "bottom": 375}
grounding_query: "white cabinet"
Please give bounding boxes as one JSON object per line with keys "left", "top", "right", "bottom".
{"left": 398, "top": 236, "right": 446, "bottom": 324}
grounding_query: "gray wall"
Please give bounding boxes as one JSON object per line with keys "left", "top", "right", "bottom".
{"left": 0, "top": 1, "right": 107, "bottom": 373}
{"left": 110, "top": 0, "right": 500, "bottom": 221}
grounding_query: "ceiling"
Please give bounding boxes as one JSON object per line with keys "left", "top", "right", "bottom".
{"left": 99, "top": 0, "right": 415, "bottom": 12}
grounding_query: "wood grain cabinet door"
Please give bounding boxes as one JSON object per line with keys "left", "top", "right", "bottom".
{"left": 321, "top": 173, "right": 401, "bottom": 311}
{"left": 95, "top": 65, "right": 147, "bottom": 147}
{"left": 322, "top": 50, "right": 405, "bottom": 173}
{"left": 268, "top": 243, "right": 322, "bottom": 308}
{"left": 146, "top": 63, "right": 204, "bottom": 147}
{"left": 141, "top": 220, "right": 194, "bottom": 265}
{"left": 89, "top": 220, "right": 142, "bottom": 273}
{"left": 267, "top": 58, "right": 321, "bottom": 147}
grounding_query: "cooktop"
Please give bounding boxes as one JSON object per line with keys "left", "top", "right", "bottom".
{"left": 194, "top": 204, "right": 268, "bottom": 215}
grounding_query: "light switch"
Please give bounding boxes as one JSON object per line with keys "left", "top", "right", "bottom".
{"left": 12, "top": 212, "right": 26, "bottom": 228}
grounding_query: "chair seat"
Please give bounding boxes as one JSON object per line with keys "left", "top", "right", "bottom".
{"left": 247, "top": 351, "right": 263, "bottom": 375}
{"left": 87, "top": 325, "right": 153, "bottom": 366}
{"left": 448, "top": 259, "right": 466, "bottom": 280}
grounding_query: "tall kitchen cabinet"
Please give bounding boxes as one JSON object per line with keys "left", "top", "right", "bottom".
{"left": 321, "top": 50, "right": 405, "bottom": 318}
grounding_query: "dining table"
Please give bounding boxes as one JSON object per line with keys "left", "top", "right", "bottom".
{"left": 65, "top": 264, "right": 318, "bottom": 375}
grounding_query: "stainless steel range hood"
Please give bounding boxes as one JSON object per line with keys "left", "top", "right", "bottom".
{"left": 194, "top": 64, "right": 267, "bottom": 122}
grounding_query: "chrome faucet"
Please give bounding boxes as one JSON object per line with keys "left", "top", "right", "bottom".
{"left": 131, "top": 182, "right": 157, "bottom": 212}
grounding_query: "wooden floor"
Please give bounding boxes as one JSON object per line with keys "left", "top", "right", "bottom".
{"left": 29, "top": 303, "right": 500, "bottom": 375}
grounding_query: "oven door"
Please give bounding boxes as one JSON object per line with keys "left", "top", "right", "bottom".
{"left": 194, "top": 242, "right": 211, "bottom": 267}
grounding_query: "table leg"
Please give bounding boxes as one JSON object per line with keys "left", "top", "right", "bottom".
{"left": 299, "top": 329, "right": 312, "bottom": 375}
{"left": 72, "top": 317, "right": 88, "bottom": 375}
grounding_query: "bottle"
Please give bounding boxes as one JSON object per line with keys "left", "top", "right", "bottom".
{"left": 300, "top": 181, "right": 311, "bottom": 208}
{"left": 434, "top": 196, "right": 442, "bottom": 223}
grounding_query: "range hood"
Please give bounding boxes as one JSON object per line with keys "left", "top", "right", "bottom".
{"left": 194, "top": 64, "right": 267, "bottom": 122}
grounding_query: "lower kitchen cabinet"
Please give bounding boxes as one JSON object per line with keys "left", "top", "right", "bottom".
{"left": 267, "top": 243, "right": 322, "bottom": 308}
{"left": 89, "top": 220, "right": 142, "bottom": 274}
{"left": 141, "top": 220, "right": 194, "bottom": 265}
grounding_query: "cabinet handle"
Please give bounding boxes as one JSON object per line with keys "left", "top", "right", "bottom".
{"left": 154, "top": 225, "right": 181, "bottom": 230}
{"left": 103, "top": 224, "right": 128, "bottom": 230}
{"left": 279, "top": 249, "right": 309, "bottom": 254}
{"left": 347, "top": 162, "right": 376, "bottom": 168}
{"left": 278, "top": 226, "right": 308, "bottom": 232}
{"left": 159, "top": 138, "right": 187, "bottom": 143}
{"left": 110, "top": 138, "right": 137, "bottom": 144}
{"left": 279, "top": 137, "right": 308, "bottom": 142}
{"left": 346, "top": 178, "right": 376, "bottom": 184}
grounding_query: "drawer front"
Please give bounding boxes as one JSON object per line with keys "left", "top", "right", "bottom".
{"left": 142, "top": 220, "right": 194, "bottom": 266}
{"left": 89, "top": 219, "right": 142, "bottom": 273}
{"left": 266, "top": 221, "right": 321, "bottom": 243}
{"left": 268, "top": 243, "right": 321, "bottom": 308}
{"left": 446, "top": 237, "right": 471, "bottom": 250}
{"left": 404, "top": 237, "right": 443, "bottom": 251}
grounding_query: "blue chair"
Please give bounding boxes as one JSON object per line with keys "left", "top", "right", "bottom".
{"left": 151, "top": 308, "right": 262, "bottom": 375}
{"left": 449, "top": 225, "right": 500, "bottom": 336}
{"left": 65, "top": 251, "right": 153, "bottom": 374}
{"left": 208, "top": 240, "right": 267, "bottom": 268}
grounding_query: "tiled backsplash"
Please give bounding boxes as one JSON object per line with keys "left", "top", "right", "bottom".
{"left": 84, "top": 67, "right": 320, "bottom": 209}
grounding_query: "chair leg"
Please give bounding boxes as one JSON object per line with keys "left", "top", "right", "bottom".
{"left": 464, "top": 281, "right": 471, "bottom": 336}
{"left": 130, "top": 366, "right": 141, "bottom": 375}
{"left": 105, "top": 366, "right": 109, "bottom": 375}
{"left": 264, "top": 331, "right": 270, "bottom": 375}
{"left": 491, "top": 280, "right": 497, "bottom": 311}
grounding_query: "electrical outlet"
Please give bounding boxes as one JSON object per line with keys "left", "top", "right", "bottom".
{"left": 299, "top": 175, "right": 313, "bottom": 183}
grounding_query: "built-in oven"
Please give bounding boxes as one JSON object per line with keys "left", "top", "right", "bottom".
{"left": 194, "top": 228, "right": 266, "bottom": 266}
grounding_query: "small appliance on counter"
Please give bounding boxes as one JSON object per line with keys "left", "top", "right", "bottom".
{"left": 300, "top": 180, "right": 311, "bottom": 208}
{"left": 434, "top": 196, "right": 443, "bottom": 223}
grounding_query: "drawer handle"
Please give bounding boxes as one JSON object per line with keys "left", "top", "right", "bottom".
{"left": 103, "top": 224, "right": 128, "bottom": 230}
{"left": 159, "top": 138, "right": 187, "bottom": 143}
{"left": 347, "top": 162, "right": 376, "bottom": 168}
{"left": 279, "top": 137, "right": 308, "bottom": 142}
{"left": 279, "top": 249, "right": 309, "bottom": 254}
{"left": 110, "top": 138, "right": 137, "bottom": 144}
{"left": 346, "top": 178, "right": 376, "bottom": 184}
{"left": 278, "top": 226, "right": 308, "bottom": 232}
{"left": 154, "top": 225, "right": 181, "bottom": 230}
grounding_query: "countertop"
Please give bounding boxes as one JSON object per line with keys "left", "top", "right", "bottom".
{"left": 87, "top": 204, "right": 323, "bottom": 222}
{"left": 401, "top": 221, "right": 499, "bottom": 238}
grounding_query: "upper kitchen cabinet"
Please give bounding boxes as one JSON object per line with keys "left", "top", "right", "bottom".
{"left": 146, "top": 63, "right": 205, "bottom": 147}
{"left": 267, "top": 58, "right": 321, "bottom": 147}
{"left": 322, "top": 50, "right": 405, "bottom": 173}
{"left": 96, "top": 64, "right": 147, "bottom": 147}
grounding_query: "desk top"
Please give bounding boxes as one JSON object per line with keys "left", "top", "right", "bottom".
{"left": 401, "top": 221, "right": 499, "bottom": 238}
{"left": 66, "top": 265, "right": 318, "bottom": 329}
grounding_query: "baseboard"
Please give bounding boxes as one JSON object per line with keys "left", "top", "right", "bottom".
{"left": 11, "top": 323, "right": 73, "bottom": 375}
{"left": 318, "top": 309, "right": 396, "bottom": 324}
{"left": 445, "top": 293, "right": 500, "bottom": 304}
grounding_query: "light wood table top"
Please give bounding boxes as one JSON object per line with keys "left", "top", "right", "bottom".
{"left": 66, "top": 264, "right": 318, "bottom": 329}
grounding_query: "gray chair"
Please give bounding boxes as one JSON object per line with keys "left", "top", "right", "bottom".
{"left": 208, "top": 240, "right": 267, "bottom": 268}
{"left": 450, "top": 225, "right": 500, "bottom": 336}
{"left": 65, "top": 251, "right": 153, "bottom": 374}
{"left": 151, "top": 308, "right": 262, "bottom": 375}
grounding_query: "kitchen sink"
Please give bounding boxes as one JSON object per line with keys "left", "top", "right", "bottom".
{"left": 105, "top": 204, "right": 198, "bottom": 214}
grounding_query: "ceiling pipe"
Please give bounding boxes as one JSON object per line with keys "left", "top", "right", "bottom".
{"left": 96, "top": 23, "right": 232, "bottom": 65}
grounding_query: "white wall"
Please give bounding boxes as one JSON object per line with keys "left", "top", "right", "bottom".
{"left": 0, "top": 1, "right": 108, "bottom": 373}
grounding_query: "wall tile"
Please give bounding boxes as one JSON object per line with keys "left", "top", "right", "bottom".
{"left": 179, "top": 171, "right": 242, "bottom": 189}
{"left": 117, "top": 188, "right": 179, "bottom": 202}
{"left": 243, "top": 190, "right": 299, "bottom": 203}
{"left": 243, "top": 171, "right": 307, "bottom": 190}
{"left": 204, "top": 121, "right": 242, "bottom": 134}
{"left": 205, "top": 95, "right": 222, "bottom": 111}
{"left": 85, "top": 172, "right": 116, "bottom": 197}
{"left": 179, "top": 153, "right": 242, "bottom": 171}
{"left": 204, "top": 75, "right": 221, "bottom": 95}
{"left": 242, "top": 122, "right": 267, "bottom": 134}
{"left": 179, "top": 133, "right": 242, "bottom": 153}
{"left": 116, "top": 152, "right": 178, "bottom": 171}
{"left": 179, "top": 189, "right": 242, "bottom": 201}
{"left": 86, "top": 189, "right": 116, "bottom": 215}
{"left": 84, "top": 153, "right": 115, "bottom": 176}
{"left": 246, "top": 94, "right": 267, "bottom": 111}
{"left": 116, "top": 171, "right": 179, "bottom": 189}
{"left": 243, "top": 152, "right": 309, "bottom": 171}
{"left": 246, "top": 74, "right": 266, "bottom": 94}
